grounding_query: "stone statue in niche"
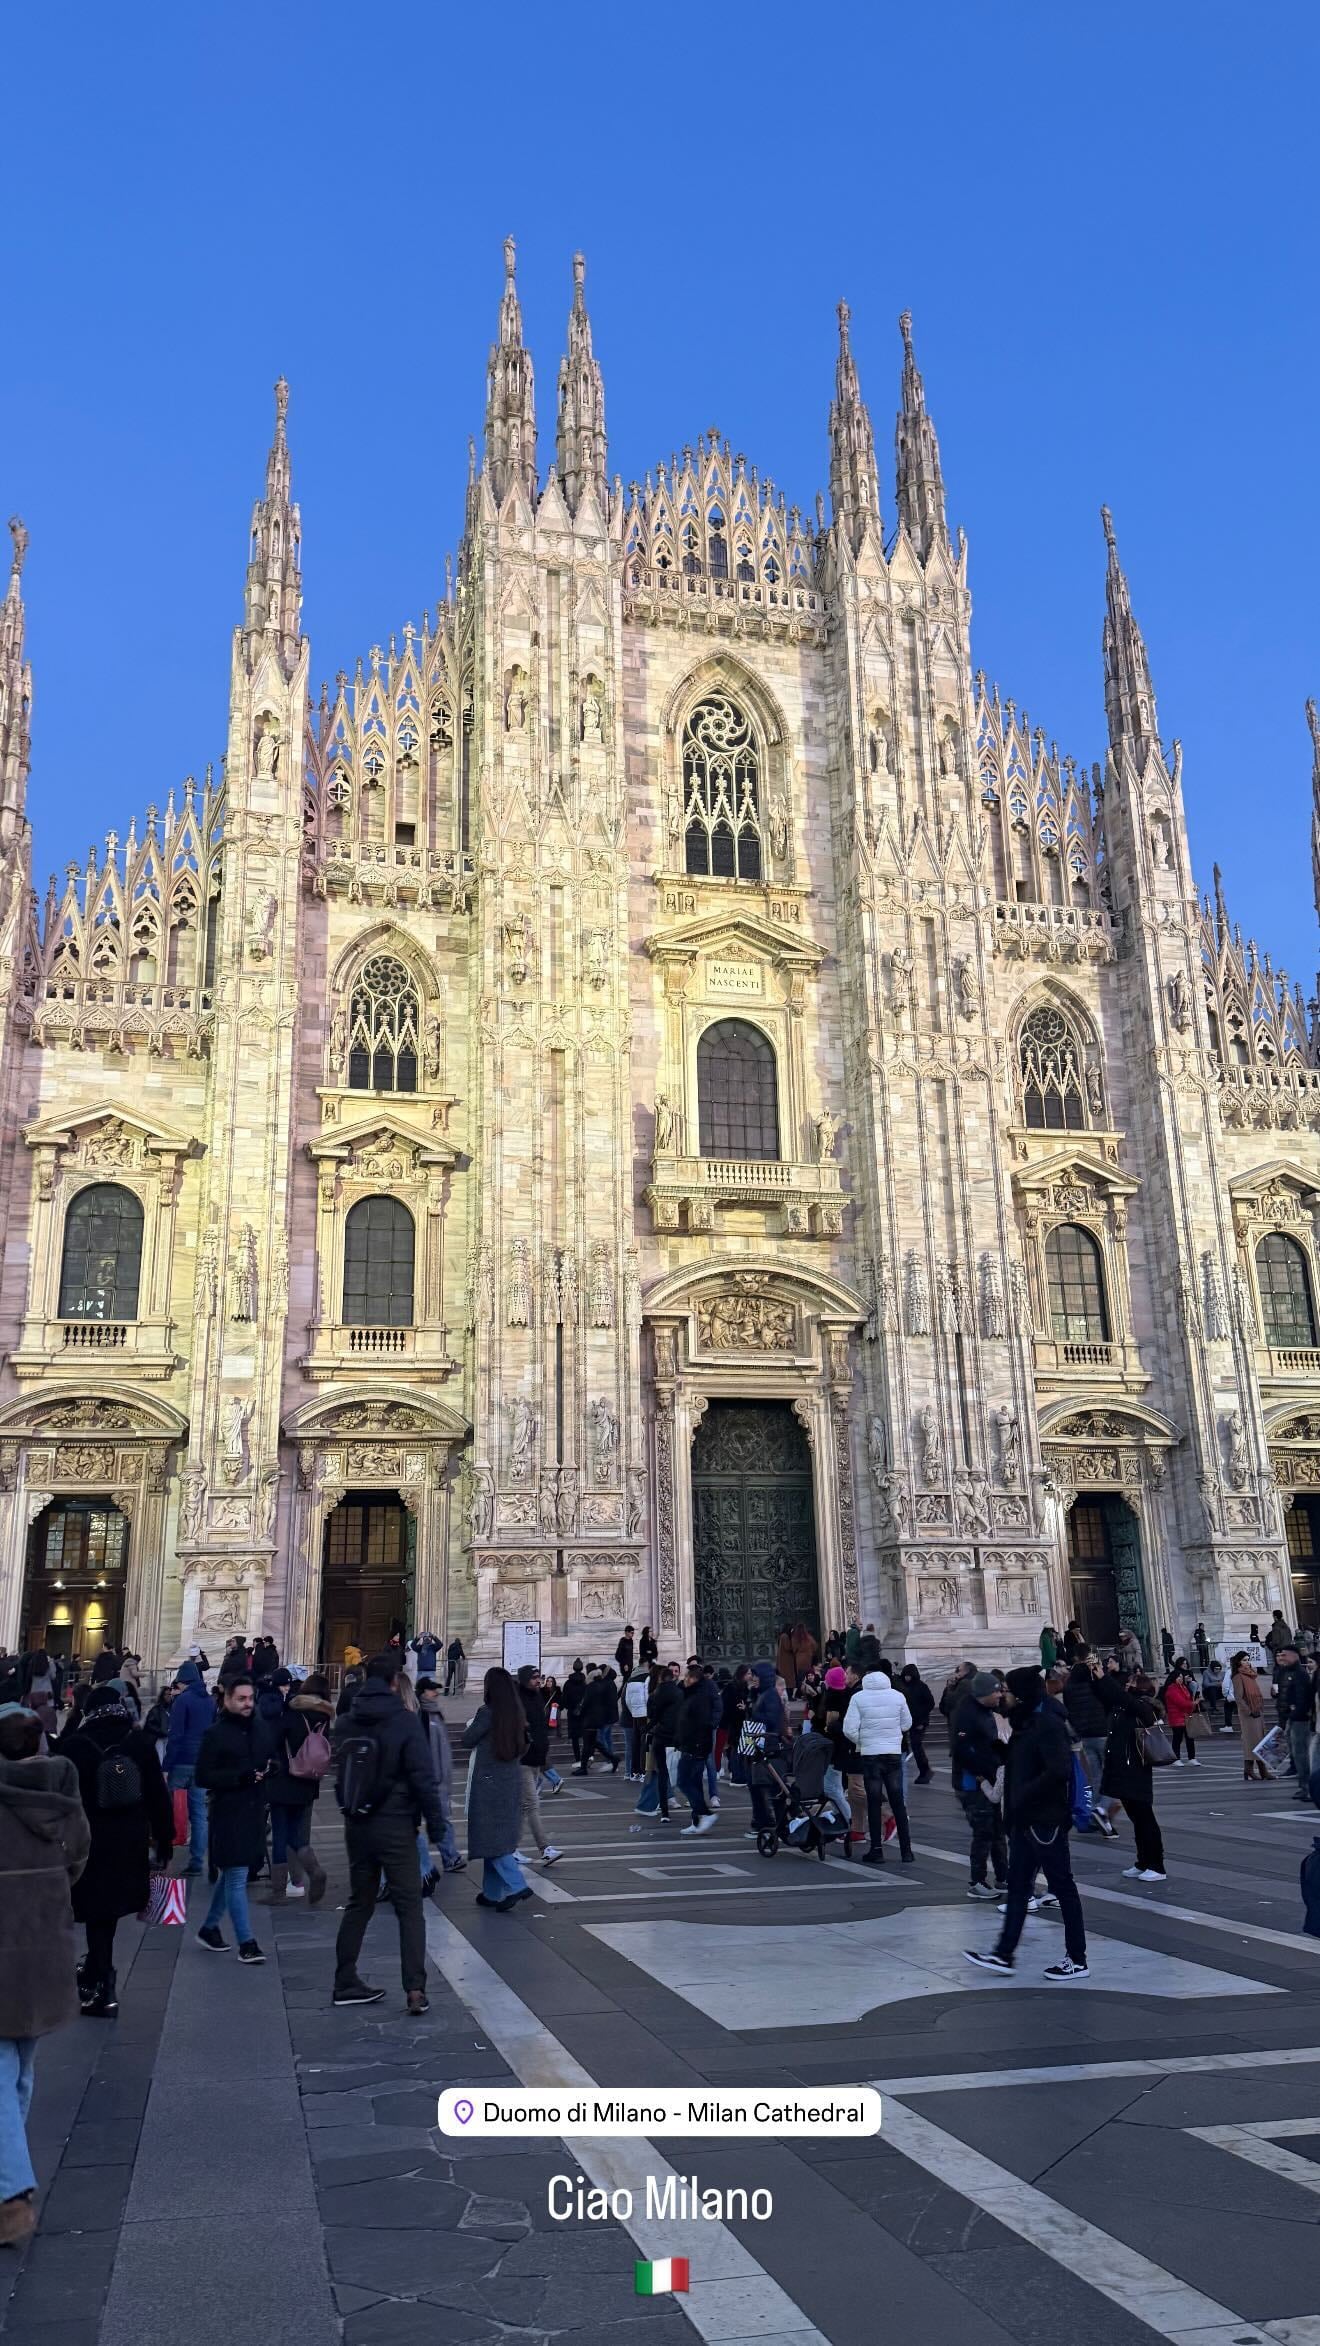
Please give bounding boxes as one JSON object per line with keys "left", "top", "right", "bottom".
{"left": 1169, "top": 970, "right": 1192, "bottom": 1033}
{"left": 229, "top": 1225, "right": 259, "bottom": 1322}
{"left": 664, "top": 780, "right": 683, "bottom": 842}
{"left": 993, "top": 1404, "right": 1021, "bottom": 1486}
{"left": 504, "top": 917, "right": 530, "bottom": 987}
{"left": 508, "top": 1395, "right": 535, "bottom": 1482}
{"left": 918, "top": 1403, "right": 943, "bottom": 1487}
{"left": 938, "top": 727, "right": 958, "bottom": 778}
{"left": 556, "top": 1465, "right": 579, "bottom": 1537}
{"left": 504, "top": 667, "right": 528, "bottom": 734}
{"left": 586, "top": 930, "right": 608, "bottom": 989}
{"left": 247, "top": 891, "right": 277, "bottom": 959}
{"left": 468, "top": 1463, "right": 494, "bottom": 1541}
{"left": 254, "top": 725, "right": 279, "bottom": 778}
{"left": 1151, "top": 820, "right": 1171, "bottom": 870}
{"left": 815, "top": 1109, "right": 841, "bottom": 1163}
{"left": 890, "top": 946, "right": 916, "bottom": 1016}
{"left": 588, "top": 1396, "right": 620, "bottom": 1485}
{"left": 424, "top": 1014, "right": 442, "bottom": 1081}
{"left": 328, "top": 1008, "right": 347, "bottom": 1073}
{"left": 954, "top": 958, "right": 977, "bottom": 1020}
{"left": 180, "top": 1468, "right": 206, "bottom": 1541}
{"left": 626, "top": 1468, "right": 645, "bottom": 1538}
{"left": 868, "top": 1415, "right": 888, "bottom": 1486}
{"left": 221, "top": 1396, "right": 250, "bottom": 1475}
{"left": 1224, "top": 1409, "right": 1249, "bottom": 1491}
{"left": 769, "top": 796, "right": 789, "bottom": 862}
{"left": 581, "top": 684, "right": 604, "bottom": 744}
{"left": 654, "top": 1093, "right": 676, "bottom": 1153}
{"left": 1086, "top": 1062, "right": 1104, "bottom": 1118}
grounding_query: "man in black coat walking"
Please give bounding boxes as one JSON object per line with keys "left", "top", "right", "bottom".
{"left": 965, "top": 1665, "right": 1088, "bottom": 1980}
{"left": 195, "top": 1678, "right": 272, "bottom": 1964}
{"left": 331, "top": 1653, "right": 446, "bottom": 2015}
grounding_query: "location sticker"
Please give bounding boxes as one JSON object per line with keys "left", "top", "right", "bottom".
{"left": 454, "top": 2099, "right": 474, "bottom": 2126}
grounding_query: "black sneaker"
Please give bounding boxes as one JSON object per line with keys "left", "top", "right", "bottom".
{"left": 333, "top": 1981, "right": 386, "bottom": 2006}
{"left": 1044, "top": 1957, "right": 1090, "bottom": 1980}
{"left": 406, "top": 1989, "right": 430, "bottom": 2015}
{"left": 237, "top": 1940, "right": 266, "bottom": 1964}
{"left": 964, "top": 1948, "right": 1014, "bottom": 1972}
{"left": 197, "top": 1925, "right": 227, "bottom": 1953}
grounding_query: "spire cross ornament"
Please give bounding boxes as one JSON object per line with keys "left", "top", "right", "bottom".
{"left": 7, "top": 517, "right": 27, "bottom": 583}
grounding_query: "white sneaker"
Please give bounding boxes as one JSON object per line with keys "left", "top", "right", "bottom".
{"left": 680, "top": 1822, "right": 700, "bottom": 1835}
{"left": 284, "top": 1882, "right": 306, "bottom": 1899}
{"left": 1036, "top": 1893, "right": 1059, "bottom": 1912}
{"left": 1188, "top": 1759, "right": 1201, "bottom": 1767}
{"left": 1121, "top": 1864, "right": 1144, "bottom": 1878}
{"left": 541, "top": 1847, "right": 562, "bottom": 1865}
{"left": 693, "top": 1812, "right": 717, "bottom": 1834}
{"left": 1171, "top": 1758, "right": 1185, "bottom": 1767}
{"left": 709, "top": 1797, "right": 721, "bottom": 1809}
{"left": 1136, "top": 1869, "right": 1167, "bottom": 1882}
{"left": 997, "top": 1896, "right": 1041, "bottom": 1914}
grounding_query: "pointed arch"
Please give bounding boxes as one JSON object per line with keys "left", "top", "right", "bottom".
{"left": 1010, "top": 983, "right": 1103, "bottom": 1131}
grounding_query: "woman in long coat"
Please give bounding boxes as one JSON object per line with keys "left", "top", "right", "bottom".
{"left": 461, "top": 1667, "right": 529, "bottom": 1911}
{"left": 1231, "top": 1653, "right": 1271, "bottom": 1780}
{"left": 57, "top": 1683, "right": 172, "bottom": 2016}
{"left": 0, "top": 1703, "right": 90, "bottom": 2245}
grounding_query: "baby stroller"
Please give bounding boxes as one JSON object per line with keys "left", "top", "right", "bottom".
{"left": 751, "top": 1726, "right": 853, "bottom": 1862}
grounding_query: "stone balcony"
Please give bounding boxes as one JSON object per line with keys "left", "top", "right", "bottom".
{"left": 993, "top": 900, "right": 1120, "bottom": 965}
{"left": 623, "top": 568, "right": 827, "bottom": 647}
{"left": 299, "top": 1322, "right": 459, "bottom": 1384}
{"left": 644, "top": 1153, "right": 845, "bottom": 1238}
{"left": 1032, "top": 1333, "right": 1148, "bottom": 1387}
{"left": 11, "top": 1317, "right": 179, "bottom": 1381}
{"left": 1256, "top": 1343, "right": 1320, "bottom": 1382}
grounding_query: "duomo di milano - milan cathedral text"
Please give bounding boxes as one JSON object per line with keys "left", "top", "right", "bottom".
{"left": 2, "top": 237, "right": 1320, "bottom": 1674}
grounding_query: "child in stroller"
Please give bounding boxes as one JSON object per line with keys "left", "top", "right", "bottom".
{"left": 750, "top": 1722, "right": 853, "bottom": 1861}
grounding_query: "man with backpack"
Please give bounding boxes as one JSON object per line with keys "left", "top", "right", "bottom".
{"left": 331, "top": 1651, "right": 448, "bottom": 2015}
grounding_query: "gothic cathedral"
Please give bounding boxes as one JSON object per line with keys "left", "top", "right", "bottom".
{"left": 2, "top": 242, "right": 1318, "bottom": 1676}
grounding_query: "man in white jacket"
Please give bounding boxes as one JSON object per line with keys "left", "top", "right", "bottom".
{"left": 841, "top": 1668, "right": 915, "bottom": 1866}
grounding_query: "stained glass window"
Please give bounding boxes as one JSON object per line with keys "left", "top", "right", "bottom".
{"left": 58, "top": 1185, "right": 143, "bottom": 1321}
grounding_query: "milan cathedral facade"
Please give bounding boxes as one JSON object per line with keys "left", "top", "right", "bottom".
{"left": 2, "top": 241, "right": 1319, "bottom": 1676}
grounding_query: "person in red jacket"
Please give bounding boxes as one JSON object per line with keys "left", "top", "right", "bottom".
{"left": 1161, "top": 1663, "right": 1201, "bottom": 1766}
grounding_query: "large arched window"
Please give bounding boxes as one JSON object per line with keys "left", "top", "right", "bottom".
{"left": 697, "top": 1020, "right": 779, "bottom": 1161}
{"left": 1045, "top": 1224, "right": 1110, "bottom": 1342}
{"left": 1020, "top": 1003, "right": 1086, "bottom": 1130}
{"left": 347, "top": 955, "right": 420, "bottom": 1093}
{"left": 342, "top": 1197, "right": 415, "bottom": 1326}
{"left": 682, "top": 696, "right": 762, "bottom": 882}
{"left": 58, "top": 1184, "right": 144, "bottom": 1322}
{"left": 1257, "top": 1233, "right": 1318, "bottom": 1349}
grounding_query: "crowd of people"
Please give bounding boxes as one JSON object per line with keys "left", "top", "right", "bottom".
{"left": 3, "top": 1604, "right": 1320, "bottom": 2251}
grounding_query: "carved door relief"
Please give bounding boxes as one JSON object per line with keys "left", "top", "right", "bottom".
{"left": 690, "top": 1401, "right": 819, "bottom": 1662}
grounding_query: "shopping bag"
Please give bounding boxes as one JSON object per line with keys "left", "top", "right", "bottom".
{"left": 171, "top": 1787, "right": 190, "bottom": 1847}
{"left": 1256, "top": 1724, "right": 1285, "bottom": 1777}
{"left": 1070, "top": 1750, "right": 1098, "bottom": 1832}
{"left": 138, "top": 1870, "right": 188, "bottom": 1926}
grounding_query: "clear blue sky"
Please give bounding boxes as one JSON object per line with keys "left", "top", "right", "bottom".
{"left": 5, "top": 4, "right": 1318, "bottom": 980}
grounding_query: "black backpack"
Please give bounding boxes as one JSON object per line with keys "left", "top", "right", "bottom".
{"left": 95, "top": 1731, "right": 143, "bottom": 1812}
{"left": 335, "top": 1729, "right": 385, "bottom": 1818}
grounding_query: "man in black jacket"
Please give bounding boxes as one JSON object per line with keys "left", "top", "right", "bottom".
{"left": 950, "top": 1673, "right": 1007, "bottom": 1897}
{"left": 1272, "top": 1647, "right": 1315, "bottom": 1798}
{"left": 331, "top": 1654, "right": 447, "bottom": 2014}
{"left": 575, "top": 1667, "right": 620, "bottom": 1773}
{"left": 965, "top": 1666, "right": 1088, "bottom": 1979}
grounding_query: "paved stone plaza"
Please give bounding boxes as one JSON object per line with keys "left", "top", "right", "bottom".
{"left": 6, "top": 1733, "right": 1320, "bottom": 2346}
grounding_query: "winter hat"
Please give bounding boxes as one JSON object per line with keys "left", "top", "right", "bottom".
{"left": 968, "top": 1671, "right": 1000, "bottom": 1700}
{"left": 824, "top": 1666, "right": 848, "bottom": 1690}
{"left": 0, "top": 1701, "right": 38, "bottom": 1722}
{"left": 1005, "top": 1665, "right": 1044, "bottom": 1707}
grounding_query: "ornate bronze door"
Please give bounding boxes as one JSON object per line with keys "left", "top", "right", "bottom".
{"left": 691, "top": 1402, "right": 820, "bottom": 1662}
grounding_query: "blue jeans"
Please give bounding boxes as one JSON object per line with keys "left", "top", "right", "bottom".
{"left": 539, "top": 1765, "right": 563, "bottom": 1791}
{"left": 204, "top": 1865, "right": 253, "bottom": 1944}
{"left": 593, "top": 1727, "right": 617, "bottom": 1764}
{"left": 481, "top": 1853, "right": 527, "bottom": 1901}
{"left": 0, "top": 2038, "right": 36, "bottom": 2200}
{"left": 269, "top": 1804, "right": 309, "bottom": 1865}
{"left": 705, "top": 1753, "right": 718, "bottom": 1801}
{"left": 676, "top": 1752, "right": 709, "bottom": 1819}
{"left": 169, "top": 1764, "right": 207, "bottom": 1868}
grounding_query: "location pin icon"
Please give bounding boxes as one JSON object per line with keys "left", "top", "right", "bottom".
{"left": 454, "top": 2098, "right": 474, "bottom": 2126}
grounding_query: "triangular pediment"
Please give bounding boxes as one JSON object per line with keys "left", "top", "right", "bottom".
{"left": 306, "top": 1109, "right": 457, "bottom": 1168}
{"left": 23, "top": 1100, "right": 198, "bottom": 1156}
{"left": 1010, "top": 1143, "right": 1138, "bottom": 1200}
{"left": 644, "top": 908, "right": 823, "bottom": 969}
{"left": 1228, "top": 1158, "right": 1320, "bottom": 1205}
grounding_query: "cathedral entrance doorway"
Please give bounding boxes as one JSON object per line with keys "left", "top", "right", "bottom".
{"left": 319, "top": 1490, "right": 414, "bottom": 1667}
{"left": 691, "top": 1402, "right": 819, "bottom": 1664}
{"left": 1067, "top": 1491, "right": 1150, "bottom": 1655}
{"left": 19, "top": 1498, "right": 129, "bottom": 1661}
